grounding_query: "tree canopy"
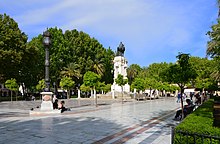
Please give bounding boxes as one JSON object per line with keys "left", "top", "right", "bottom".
{"left": 60, "top": 77, "right": 75, "bottom": 99}
{"left": 0, "top": 13, "right": 27, "bottom": 83}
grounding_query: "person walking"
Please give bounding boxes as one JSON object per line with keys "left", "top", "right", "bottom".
{"left": 176, "top": 92, "right": 181, "bottom": 103}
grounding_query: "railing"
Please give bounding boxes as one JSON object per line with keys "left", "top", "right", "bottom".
{"left": 171, "top": 127, "right": 220, "bottom": 144}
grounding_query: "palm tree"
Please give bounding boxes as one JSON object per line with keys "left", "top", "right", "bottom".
{"left": 127, "top": 64, "right": 142, "bottom": 84}
{"left": 93, "top": 59, "right": 105, "bottom": 76}
{"left": 60, "top": 62, "right": 82, "bottom": 80}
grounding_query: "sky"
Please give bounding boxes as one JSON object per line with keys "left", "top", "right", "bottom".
{"left": 0, "top": 0, "right": 218, "bottom": 67}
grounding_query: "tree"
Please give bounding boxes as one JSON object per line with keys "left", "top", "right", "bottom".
{"left": 189, "top": 57, "right": 217, "bottom": 91}
{"left": 80, "top": 84, "right": 91, "bottom": 98}
{"left": 0, "top": 13, "right": 28, "bottom": 83}
{"left": 96, "top": 82, "right": 105, "bottom": 93}
{"left": 164, "top": 53, "right": 197, "bottom": 116}
{"left": 131, "top": 78, "right": 145, "bottom": 92}
{"left": 60, "top": 62, "right": 82, "bottom": 81}
{"left": 102, "top": 48, "right": 115, "bottom": 84}
{"left": 206, "top": 20, "right": 220, "bottom": 84}
{"left": 5, "top": 78, "right": 19, "bottom": 101}
{"left": 83, "top": 71, "right": 100, "bottom": 106}
{"left": 103, "top": 84, "right": 111, "bottom": 94}
{"left": 115, "top": 74, "right": 128, "bottom": 103}
{"left": 127, "top": 64, "right": 142, "bottom": 84}
{"left": 138, "top": 62, "right": 171, "bottom": 82}
{"left": 60, "top": 77, "right": 75, "bottom": 99}
{"left": 27, "top": 28, "right": 114, "bottom": 91}
{"left": 36, "top": 79, "right": 46, "bottom": 92}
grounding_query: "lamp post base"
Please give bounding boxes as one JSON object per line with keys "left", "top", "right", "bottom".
{"left": 29, "top": 92, "right": 61, "bottom": 116}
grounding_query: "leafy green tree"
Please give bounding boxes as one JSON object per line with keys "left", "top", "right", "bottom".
{"left": 96, "top": 82, "right": 105, "bottom": 93}
{"left": 80, "top": 84, "right": 91, "bottom": 98}
{"left": 103, "top": 84, "right": 111, "bottom": 94}
{"left": 138, "top": 62, "right": 171, "bottom": 81}
{"left": 102, "top": 48, "right": 115, "bottom": 84}
{"left": 144, "top": 78, "right": 157, "bottom": 89}
{"left": 0, "top": 13, "right": 27, "bottom": 83}
{"left": 83, "top": 71, "right": 100, "bottom": 106}
{"left": 189, "top": 57, "right": 217, "bottom": 91}
{"left": 25, "top": 36, "right": 45, "bottom": 89}
{"left": 5, "top": 78, "right": 19, "bottom": 101}
{"left": 60, "top": 77, "right": 75, "bottom": 99}
{"left": 28, "top": 28, "right": 114, "bottom": 91}
{"left": 164, "top": 53, "right": 197, "bottom": 115}
{"left": 115, "top": 74, "right": 128, "bottom": 103}
{"left": 131, "top": 78, "right": 145, "bottom": 92}
{"left": 36, "top": 79, "right": 46, "bottom": 92}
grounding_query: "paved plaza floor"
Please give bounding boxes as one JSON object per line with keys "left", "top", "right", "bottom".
{"left": 0, "top": 97, "right": 181, "bottom": 144}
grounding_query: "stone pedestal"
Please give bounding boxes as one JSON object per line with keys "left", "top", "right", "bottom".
{"left": 41, "top": 101, "right": 53, "bottom": 111}
{"left": 40, "top": 92, "right": 53, "bottom": 111}
{"left": 111, "top": 83, "right": 130, "bottom": 93}
{"left": 29, "top": 91, "right": 61, "bottom": 116}
{"left": 111, "top": 55, "right": 130, "bottom": 98}
{"left": 111, "top": 42, "right": 131, "bottom": 99}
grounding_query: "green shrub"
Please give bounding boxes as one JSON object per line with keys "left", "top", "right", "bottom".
{"left": 213, "top": 96, "right": 220, "bottom": 102}
{"left": 174, "top": 99, "right": 220, "bottom": 144}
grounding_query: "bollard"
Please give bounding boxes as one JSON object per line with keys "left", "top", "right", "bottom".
{"left": 171, "top": 126, "right": 175, "bottom": 144}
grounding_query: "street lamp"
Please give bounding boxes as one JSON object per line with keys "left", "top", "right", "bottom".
{"left": 43, "top": 30, "right": 51, "bottom": 92}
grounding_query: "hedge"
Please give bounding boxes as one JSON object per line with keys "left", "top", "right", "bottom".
{"left": 174, "top": 99, "right": 220, "bottom": 144}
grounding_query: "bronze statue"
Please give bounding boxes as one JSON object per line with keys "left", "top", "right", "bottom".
{"left": 116, "top": 42, "right": 125, "bottom": 56}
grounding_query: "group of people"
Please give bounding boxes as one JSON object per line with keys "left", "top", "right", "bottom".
{"left": 176, "top": 92, "right": 205, "bottom": 105}
{"left": 173, "top": 91, "right": 210, "bottom": 121}
{"left": 52, "top": 97, "right": 69, "bottom": 113}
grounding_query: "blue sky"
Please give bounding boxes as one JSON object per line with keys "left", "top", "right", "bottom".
{"left": 0, "top": 0, "right": 218, "bottom": 67}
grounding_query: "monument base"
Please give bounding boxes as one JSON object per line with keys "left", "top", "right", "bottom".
{"left": 29, "top": 91, "right": 61, "bottom": 116}
{"left": 41, "top": 101, "right": 53, "bottom": 111}
{"left": 111, "top": 83, "right": 130, "bottom": 99}
{"left": 40, "top": 91, "right": 53, "bottom": 110}
{"left": 111, "top": 83, "right": 130, "bottom": 93}
{"left": 29, "top": 109, "right": 61, "bottom": 116}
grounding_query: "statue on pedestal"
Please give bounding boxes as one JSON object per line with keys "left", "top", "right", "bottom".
{"left": 111, "top": 42, "right": 130, "bottom": 98}
{"left": 116, "top": 42, "right": 125, "bottom": 57}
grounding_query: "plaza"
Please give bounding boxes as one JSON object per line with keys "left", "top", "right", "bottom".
{"left": 0, "top": 97, "right": 181, "bottom": 144}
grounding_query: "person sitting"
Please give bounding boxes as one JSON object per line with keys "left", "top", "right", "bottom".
{"left": 173, "top": 99, "right": 194, "bottom": 121}
{"left": 53, "top": 99, "right": 59, "bottom": 109}
{"left": 58, "top": 100, "right": 67, "bottom": 113}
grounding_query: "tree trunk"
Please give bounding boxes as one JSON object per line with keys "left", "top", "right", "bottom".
{"left": 91, "top": 89, "right": 93, "bottom": 98}
{"left": 121, "top": 86, "right": 124, "bottom": 104}
{"left": 16, "top": 91, "right": 18, "bottom": 101}
{"left": 180, "top": 88, "right": 184, "bottom": 118}
{"left": 11, "top": 90, "right": 12, "bottom": 102}
{"left": 94, "top": 88, "right": 97, "bottom": 107}
{"left": 67, "top": 90, "right": 70, "bottom": 99}
{"left": 21, "top": 84, "right": 25, "bottom": 98}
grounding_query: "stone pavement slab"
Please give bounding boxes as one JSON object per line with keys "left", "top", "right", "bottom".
{"left": 0, "top": 97, "right": 182, "bottom": 144}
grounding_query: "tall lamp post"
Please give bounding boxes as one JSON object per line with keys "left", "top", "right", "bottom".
{"left": 43, "top": 30, "right": 51, "bottom": 92}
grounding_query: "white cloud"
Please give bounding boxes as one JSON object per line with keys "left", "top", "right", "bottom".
{"left": 1, "top": 0, "right": 218, "bottom": 66}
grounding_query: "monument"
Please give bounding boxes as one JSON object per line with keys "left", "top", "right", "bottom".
{"left": 111, "top": 42, "right": 130, "bottom": 99}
